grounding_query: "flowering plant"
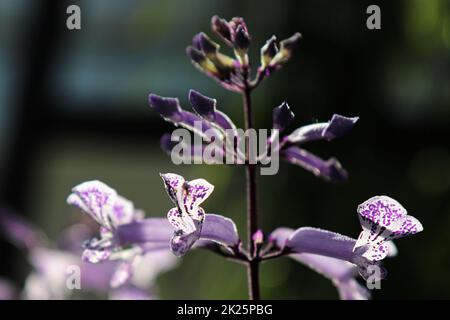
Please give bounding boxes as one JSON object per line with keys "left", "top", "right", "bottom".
{"left": 61, "top": 15, "right": 423, "bottom": 300}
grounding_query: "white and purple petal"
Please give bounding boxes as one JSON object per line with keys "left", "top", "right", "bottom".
{"left": 160, "top": 173, "right": 185, "bottom": 205}
{"left": 110, "top": 195, "right": 135, "bottom": 227}
{"left": 67, "top": 180, "right": 117, "bottom": 229}
{"left": 355, "top": 196, "right": 423, "bottom": 252}
{"left": 185, "top": 178, "right": 214, "bottom": 211}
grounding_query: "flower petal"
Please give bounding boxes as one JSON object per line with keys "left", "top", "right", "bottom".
{"left": 284, "top": 227, "right": 387, "bottom": 281}
{"left": 185, "top": 178, "right": 215, "bottom": 210}
{"left": 188, "top": 89, "right": 237, "bottom": 132}
{"left": 167, "top": 207, "right": 197, "bottom": 235}
{"left": 355, "top": 196, "right": 423, "bottom": 253}
{"left": 67, "top": 180, "right": 117, "bottom": 229}
{"left": 160, "top": 173, "right": 185, "bottom": 204}
{"left": 189, "top": 89, "right": 217, "bottom": 122}
{"left": 82, "top": 247, "right": 112, "bottom": 263}
{"left": 148, "top": 94, "right": 183, "bottom": 122}
{"left": 323, "top": 114, "right": 359, "bottom": 140}
{"left": 116, "top": 218, "right": 173, "bottom": 246}
{"left": 286, "top": 114, "right": 358, "bottom": 144}
{"left": 281, "top": 146, "right": 348, "bottom": 182}
{"left": 286, "top": 227, "right": 356, "bottom": 262}
{"left": 110, "top": 195, "right": 135, "bottom": 227}
{"left": 200, "top": 214, "right": 240, "bottom": 247}
{"left": 170, "top": 230, "right": 201, "bottom": 257}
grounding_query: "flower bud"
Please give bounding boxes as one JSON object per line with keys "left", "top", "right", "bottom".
{"left": 211, "top": 15, "right": 232, "bottom": 46}
{"left": 189, "top": 89, "right": 216, "bottom": 122}
{"left": 260, "top": 36, "right": 278, "bottom": 68}
{"left": 148, "top": 94, "right": 182, "bottom": 122}
{"left": 270, "top": 32, "right": 302, "bottom": 66}
{"left": 196, "top": 32, "right": 220, "bottom": 58}
{"left": 186, "top": 46, "right": 220, "bottom": 77}
{"left": 273, "top": 101, "right": 295, "bottom": 131}
{"left": 234, "top": 25, "right": 250, "bottom": 52}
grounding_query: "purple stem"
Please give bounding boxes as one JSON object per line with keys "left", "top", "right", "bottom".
{"left": 242, "top": 80, "right": 260, "bottom": 300}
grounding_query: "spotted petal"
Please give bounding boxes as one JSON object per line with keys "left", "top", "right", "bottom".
{"left": 160, "top": 173, "right": 185, "bottom": 205}
{"left": 67, "top": 180, "right": 117, "bottom": 230}
{"left": 82, "top": 247, "right": 112, "bottom": 264}
{"left": 355, "top": 196, "right": 423, "bottom": 254}
{"left": 185, "top": 179, "right": 214, "bottom": 211}
{"left": 170, "top": 229, "right": 201, "bottom": 257}
{"left": 110, "top": 195, "right": 135, "bottom": 228}
{"left": 167, "top": 207, "right": 197, "bottom": 234}
{"left": 81, "top": 230, "right": 114, "bottom": 263}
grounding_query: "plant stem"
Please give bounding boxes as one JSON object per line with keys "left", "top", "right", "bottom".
{"left": 242, "top": 84, "right": 261, "bottom": 300}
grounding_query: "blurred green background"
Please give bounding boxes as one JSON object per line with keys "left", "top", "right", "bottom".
{"left": 0, "top": 0, "right": 449, "bottom": 299}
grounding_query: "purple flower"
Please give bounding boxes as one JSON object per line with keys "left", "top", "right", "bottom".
{"left": 67, "top": 181, "right": 180, "bottom": 289}
{"left": 354, "top": 196, "right": 423, "bottom": 261}
{"left": 269, "top": 196, "right": 422, "bottom": 283}
{"left": 67, "top": 180, "right": 144, "bottom": 263}
{"left": 267, "top": 227, "right": 370, "bottom": 300}
{"left": 160, "top": 173, "right": 240, "bottom": 256}
{"left": 272, "top": 102, "right": 359, "bottom": 182}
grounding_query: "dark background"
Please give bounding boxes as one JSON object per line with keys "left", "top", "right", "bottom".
{"left": 0, "top": 0, "right": 449, "bottom": 299}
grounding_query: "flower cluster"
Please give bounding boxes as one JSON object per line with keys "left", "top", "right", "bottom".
{"left": 150, "top": 90, "right": 358, "bottom": 181}
{"left": 73, "top": 15, "right": 425, "bottom": 300}
{"left": 187, "top": 15, "right": 301, "bottom": 92}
